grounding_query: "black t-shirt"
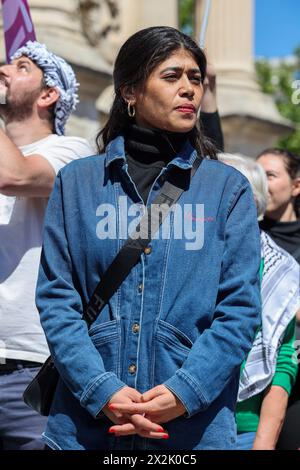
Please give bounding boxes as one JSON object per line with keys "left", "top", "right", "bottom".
{"left": 260, "top": 217, "right": 300, "bottom": 264}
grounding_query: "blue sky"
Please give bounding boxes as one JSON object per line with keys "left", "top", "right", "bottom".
{"left": 255, "top": 0, "right": 300, "bottom": 58}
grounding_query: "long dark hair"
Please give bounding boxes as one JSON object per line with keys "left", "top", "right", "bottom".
{"left": 96, "top": 26, "right": 217, "bottom": 159}
{"left": 257, "top": 148, "right": 300, "bottom": 218}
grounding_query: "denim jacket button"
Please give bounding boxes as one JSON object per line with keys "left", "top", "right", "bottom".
{"left": 132, "top": 323, "right": 140, "bottom": 334}
{"left": 128, "top": 364, "right": 137, "bottom": 375}
{"left": 138, "top": 283, "right": 143, "bottom": 293}
{"left": 144, "top": 246, "right": 152, "bottom": 255}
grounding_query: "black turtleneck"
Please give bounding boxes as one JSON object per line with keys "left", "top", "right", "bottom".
{"left": 259, "top": 217, "right": 300, "bottom": 264}
{"left": 125, "top": 125, "right": 190, "bottom": 204}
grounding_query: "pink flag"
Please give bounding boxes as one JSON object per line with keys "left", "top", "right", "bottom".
{"left": 1, "top": 0, "right": 36, "bottom": 63}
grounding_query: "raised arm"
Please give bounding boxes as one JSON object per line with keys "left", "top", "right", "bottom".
{"left": 200, "top": 62, "right": 224, "bottom": 151}
{"left": 0, "top": 128, "right": 55, "bottom": 197}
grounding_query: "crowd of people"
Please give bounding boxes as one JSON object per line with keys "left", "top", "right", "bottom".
{"left": 0, "top": 26, "right": 299, "bottom": 451}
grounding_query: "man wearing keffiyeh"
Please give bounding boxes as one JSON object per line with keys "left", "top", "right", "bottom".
{"left": 0, "top": 42, "right": 93, "bottom": 450}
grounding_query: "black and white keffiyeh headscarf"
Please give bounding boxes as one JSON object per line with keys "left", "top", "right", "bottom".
{"left": 11, "top": 41, "right": 79, "bottom": 135}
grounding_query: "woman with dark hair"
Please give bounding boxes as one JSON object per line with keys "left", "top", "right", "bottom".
{"left": 257, "top": 148, "right": 300, "bottom": 450}
{"left": 219, "top": 154, "right": 299, "bottom": 451}
{"left": 97, "top": 27, "right": 216, "bottom": 158}
{"left": 36, "top": 26, "right": 261, "bottom": 450}
{"left": 257, "top": 148, "right": 300, "bottom": 264}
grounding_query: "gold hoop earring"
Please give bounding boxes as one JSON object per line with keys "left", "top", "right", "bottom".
{"left": 127, "top": 102, "right": 135, "bottom": 117}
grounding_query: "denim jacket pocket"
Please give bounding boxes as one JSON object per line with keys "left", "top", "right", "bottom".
{"left": 89, "top": 320, "right": 119, "bottom": 375}
{"left": 154, "top": 320, "right": 193, "bottom": 384}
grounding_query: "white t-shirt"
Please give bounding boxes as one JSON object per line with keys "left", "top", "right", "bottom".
{"left": 0, "top": 134, "right": 94, "bottom": 363}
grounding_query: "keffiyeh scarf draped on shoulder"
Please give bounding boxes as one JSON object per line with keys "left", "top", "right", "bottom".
{"left": 238, "top": 231, "right": 300, "bottom": 402}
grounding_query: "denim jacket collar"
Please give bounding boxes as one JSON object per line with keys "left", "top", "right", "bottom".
{"left": 105, "top": 134, "right": 199, "bottom": 171}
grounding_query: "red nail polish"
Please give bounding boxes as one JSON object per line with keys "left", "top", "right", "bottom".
{"left": 108, "top": 428, "right": 115, "bottom": 434}
{"left": 158, "top": 427, "right": 165, "bottom": 433}
{"left": 162, "top": 434, "right": 169, "bottom": 439}
{"left": 108, "top": 404, "right": 115, "bottom": 410}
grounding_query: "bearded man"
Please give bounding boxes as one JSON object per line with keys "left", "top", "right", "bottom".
{"left": 0, "top": 42, "right": 93, "bottom": 450}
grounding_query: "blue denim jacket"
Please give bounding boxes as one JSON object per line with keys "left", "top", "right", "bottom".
{"left": 36, "top": 136, "right": 261, "bottom": 450}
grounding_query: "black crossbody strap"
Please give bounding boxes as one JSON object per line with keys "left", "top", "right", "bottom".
{"left": 83, "top": 155, "right": 202, "bottom": 327}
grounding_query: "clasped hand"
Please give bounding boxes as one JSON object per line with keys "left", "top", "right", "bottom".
{"left": 103, "top": 385, "right": 186, "bottom": 440}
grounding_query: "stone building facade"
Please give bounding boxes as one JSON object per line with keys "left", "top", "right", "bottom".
{"left": 0, "top": 0, "right": 178, "bottom": 146}
{"left": 195, "top": 0, "right": 293, "bottom": 156}
{"left": 0, "top": 0, "right": 292, "bottom": 155}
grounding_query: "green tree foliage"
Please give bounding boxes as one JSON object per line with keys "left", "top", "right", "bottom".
{"left": 256, "top": 47, "right": 300, "bottom": 154}
{"left": 179, "top": 2, "right": 300, "bottom": 154}
{"left": 179, "top": 0, "right": 195, "bottom": 36}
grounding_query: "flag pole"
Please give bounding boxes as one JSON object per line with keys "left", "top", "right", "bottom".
{"left": 199, "top": 0, "right": 212, "bottom": 49}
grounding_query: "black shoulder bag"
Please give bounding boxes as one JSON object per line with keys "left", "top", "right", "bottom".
{"left": 23, "top": 156, "right": 202, "bottom": 416}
